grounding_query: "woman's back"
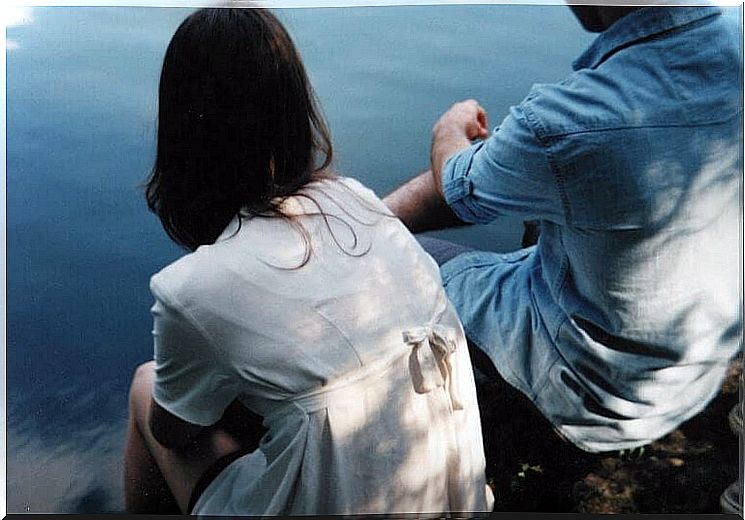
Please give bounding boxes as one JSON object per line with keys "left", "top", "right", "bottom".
{"left": 149, "top": 177, "right": 492, "bottom": 514}
{"left": 127, "top": 9, "right": 492, "bottom": 515}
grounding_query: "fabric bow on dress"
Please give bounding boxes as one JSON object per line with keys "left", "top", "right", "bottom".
{"left": 403, "top": 323, "right": 464, "bottom": 411}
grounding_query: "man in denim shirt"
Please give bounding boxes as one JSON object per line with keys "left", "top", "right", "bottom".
{"left": 385, "top": 4, "right": 742, "bottom": 500}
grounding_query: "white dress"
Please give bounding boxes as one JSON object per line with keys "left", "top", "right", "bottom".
{"left": 149, "top": 176, "right": 493, "bottom": 515}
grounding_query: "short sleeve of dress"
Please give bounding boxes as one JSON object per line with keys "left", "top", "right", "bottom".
{"left": 149, "top": 277, "right": 239, "bottom": 426}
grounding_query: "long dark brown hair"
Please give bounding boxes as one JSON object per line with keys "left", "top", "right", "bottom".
{"left": 146, "top": 8, "right": 334, "bottom": 252}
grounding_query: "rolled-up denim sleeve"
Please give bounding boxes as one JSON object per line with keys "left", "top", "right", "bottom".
{"left": 441, "top": 104, "right": 565, "bottom": 225}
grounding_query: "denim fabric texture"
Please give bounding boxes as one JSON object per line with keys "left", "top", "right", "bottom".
{"left": 440, "top": 6, "right": 743, "bottom": 452}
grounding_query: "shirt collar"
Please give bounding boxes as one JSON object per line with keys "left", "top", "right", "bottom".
{"left": 572, "top": 6, "right": 723, "bottom": 71}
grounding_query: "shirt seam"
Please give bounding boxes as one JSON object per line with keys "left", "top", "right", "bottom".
{"left": 520, "top": 101, "right": 573, "bottom": 227}
{"left": 531, "top": 110, "right": 742, "bottom": 140}
{"left": 553, "top": 256, "right": 571, "bottom": 310}
{"left": 311, "top": 304, "right": 365, "bottom": 369}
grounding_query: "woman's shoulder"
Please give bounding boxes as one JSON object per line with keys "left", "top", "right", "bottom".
{"left": 312, "top": 176, "right": 392, "bottom": 214}
{"left": 331, "top": 175, "right": 378, "bottom": 198}
{"left": 149, "top": 226, "right": 308, "bottom": 317}
{"left": 150, "top": 243, "right": 251, "bottom": 313}
{"left": 150, "top": 249, "right": 210, "bottom": 307}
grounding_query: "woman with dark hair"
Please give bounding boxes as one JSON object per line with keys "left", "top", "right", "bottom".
{"left": 124, "top": 8, "right": 492, "bottom": 516}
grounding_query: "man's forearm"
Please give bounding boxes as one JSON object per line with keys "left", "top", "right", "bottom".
{"left": 384, "top": 99, "right": 487, "bottom": 233}
{"left": 384, "top": 130, "right": 473, "bottom": 233}
{"left": 383, "top": 170, "right": 467, "bottom": 233}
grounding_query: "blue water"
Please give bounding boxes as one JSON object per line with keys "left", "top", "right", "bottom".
{"left": 7, "top": 5, "right": 593, "bottom": 512}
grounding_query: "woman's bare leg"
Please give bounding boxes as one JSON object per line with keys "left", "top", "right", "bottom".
{"left": 123, "top": 404, "right": 181, "bottom": 513}
{"left": 123, "top": 361, "right": 247, "bottom": 513}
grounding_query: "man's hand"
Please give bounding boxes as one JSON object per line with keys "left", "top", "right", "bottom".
{"left": 433, "top": 99, "right": 489, "bottom": 143}
{"left": 431, "top": 100, "right": 489, "bottom": 194}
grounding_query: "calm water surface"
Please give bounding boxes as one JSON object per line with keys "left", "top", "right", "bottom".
{"left": 7, "top": 5, "right": 592, "bottom": 512}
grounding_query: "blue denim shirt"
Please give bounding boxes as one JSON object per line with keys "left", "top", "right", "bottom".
{"left": 440, "top": 6, "right": 742, "bottom": 452}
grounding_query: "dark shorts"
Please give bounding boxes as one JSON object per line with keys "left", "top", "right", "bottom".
{"left": 416, "top": 235, "right": 475, "bottom": 266}
{"left": 187, "top": 450, "right": 246, "bottom": 514}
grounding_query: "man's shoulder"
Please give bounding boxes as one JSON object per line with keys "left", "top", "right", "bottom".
{"left": 521, "top": 19, "right": 741, "bottom": 141}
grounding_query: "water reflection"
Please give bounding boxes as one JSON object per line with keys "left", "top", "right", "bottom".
{"left": 8, "top": 394, "right": 126, "bottom": 512}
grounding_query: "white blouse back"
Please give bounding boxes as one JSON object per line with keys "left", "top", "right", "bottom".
{"left": 149, "top": 177, "right": 493, "bottom": 515}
